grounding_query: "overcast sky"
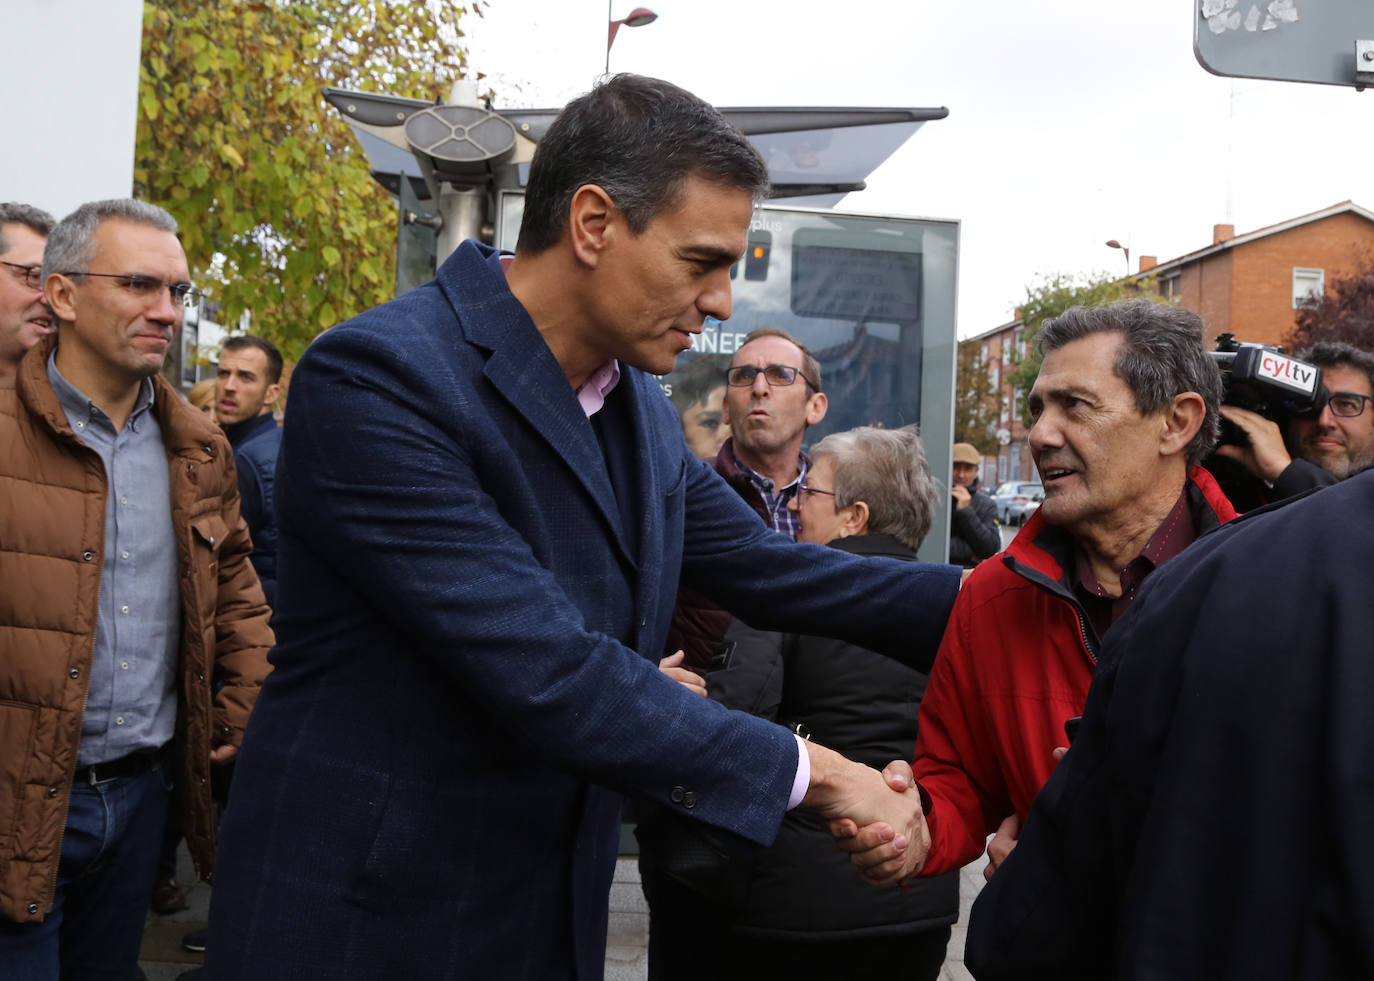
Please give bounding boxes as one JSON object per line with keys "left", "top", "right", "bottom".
{"left": 462, "top": 0, "right": 1373, "bottom": 338}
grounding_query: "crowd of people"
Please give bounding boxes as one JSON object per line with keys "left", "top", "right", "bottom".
{"left": 2, "top": 72, "right": 1373, "bottom": 981}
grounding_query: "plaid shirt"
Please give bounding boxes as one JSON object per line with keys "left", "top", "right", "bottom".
{"left": 735, "top": 452, "right": 809, "bottom": 540}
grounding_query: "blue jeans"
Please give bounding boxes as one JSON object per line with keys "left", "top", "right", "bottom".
{"left": 0, "top": 760, "right": 170, "bottom": 980}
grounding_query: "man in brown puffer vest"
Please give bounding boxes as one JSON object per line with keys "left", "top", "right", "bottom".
{"left": 0, "top": 199, "right": 273, "bottom": 979}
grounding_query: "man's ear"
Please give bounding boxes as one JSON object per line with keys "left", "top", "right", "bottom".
{"left": 1162, "top": 392, "right": 1206, "bottom": 457}
{"left": 805, "top": 390, "right": 828, "bottom": 427}
{"left": 568, "top": 184, "right": 618, "bottom": 269}
{"left": 45, "top": 273, "right": 78, "bottom": 325}
{"left": 264, "top": 381, "right": 282, "bottom": 409}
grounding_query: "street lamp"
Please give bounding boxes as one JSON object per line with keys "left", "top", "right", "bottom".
{"left": 1105, "top": 239, "right": 1131, "bottom": 275}
{"left": 607, "top": 4, "right": 658, "bottom": 74}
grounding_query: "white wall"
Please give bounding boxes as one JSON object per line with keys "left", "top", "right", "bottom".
{"left": 1, "top": 0, "right": 144, "bottom": 219}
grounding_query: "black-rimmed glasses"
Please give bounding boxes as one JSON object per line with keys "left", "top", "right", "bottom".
{"left": 1292, "top": 391, "right": 1372, "bottom": 419}
{"left": 725, "top": 364, "right": 819, "bottom": 391}
{"left": 1, "top": 260, "right": 43, "bottom": 291}
{"left": 61, "top": 272, "right": 202, "bottom": 308}
{"left": 797, "top": 482, "right": 836, "bottom": 502}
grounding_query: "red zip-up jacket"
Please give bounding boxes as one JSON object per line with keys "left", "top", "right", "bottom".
{"left": 912, "top": 466, "right": 1236, "bottom": 875}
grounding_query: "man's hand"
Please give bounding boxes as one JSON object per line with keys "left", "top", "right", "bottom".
{"left": 983, "top": 813, "right": 1020, "bottom": 881}
{"left": 658, "top": 650, "right": 707, "bottom": 697}
{"left": 814, "top": 753, "right": 928, "bottom": 885}
{"left": 210, "top": 744, "right": 238, "bottom": 765}
{"left": 1215, "top": 405, "right": 1293, "bottom": 482}
{"left": 951, "top": 484, "right": 972, "bottom": 511}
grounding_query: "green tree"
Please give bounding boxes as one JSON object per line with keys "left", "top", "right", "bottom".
{"left": 1005, "top": 270, "right": 1162, "bottom": 426}
{"left": 135, "top": 0, "right": 484, "bottom": 361}
{"left": 954, "top": 337, "right": 1000, "bottom": 454}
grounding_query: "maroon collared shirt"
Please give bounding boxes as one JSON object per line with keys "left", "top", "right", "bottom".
{"left": 1071, "top": 490, "right": 1196, "bottom": 640}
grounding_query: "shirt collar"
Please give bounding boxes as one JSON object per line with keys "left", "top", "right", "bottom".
{"left": 1072, "top": 488, "right": 1195, "bottom": 597}
{"left": 47, "top": 349, "right": 156, "bottom": 432}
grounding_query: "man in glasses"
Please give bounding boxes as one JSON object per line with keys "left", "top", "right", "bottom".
{"left": 719, "top": 327, "right": 829, "bottom": 537}
{"left": 0, "top": 202, "right": 55, "bottom": 382}
{"left": 1216, "top": 341, "right": 1374, "bottom": 496}
{"left": 664, "top": 328, "right": 829, "bottom": 673}
{"left": 0, "top": 198, "right": 273, "bottom": 978}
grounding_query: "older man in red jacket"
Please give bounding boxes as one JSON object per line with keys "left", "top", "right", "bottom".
{"left": 836, "top": 299, "right": 1237, "bottom": 883}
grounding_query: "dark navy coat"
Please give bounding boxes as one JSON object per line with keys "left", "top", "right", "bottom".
{"left": 207, "top": 242, "right": 960, "bottom": 980}
{"left": 967, "top": 470, "right": 1374, "bottom": 980}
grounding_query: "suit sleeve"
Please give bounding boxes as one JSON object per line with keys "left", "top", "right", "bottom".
{"left": 677, "top": 462, "right": 961, "bottom": 674}
{"left": 276, "top": 326, "right": 799, "bottom": 845}
{"left": 910, "top": 586, "right": 1015, "bottom": 875}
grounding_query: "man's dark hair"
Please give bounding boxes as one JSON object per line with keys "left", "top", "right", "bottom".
{"left": 221, "top": 334, "right": 284, "bottom": 385}
{"left": 667, "top": 353, "right": 730, "bottom": 414}
{"left": 0, "top": 202, "right": 56, "bottom": 253}
{"left": 517, "top": 74, "right": 770, "bottom": 254}
{"left": 1299, "top": 341, "right": 1374, "bottom": 396}
{"left": 1036, "top": 299, "right": 1222, "bottom": 467}
{"left": 736, "top": 326, "right": 823, "bottom": 392}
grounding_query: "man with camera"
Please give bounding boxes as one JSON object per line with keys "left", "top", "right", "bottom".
{"left": 1215, "top": 342, "right": 1374, "bottom": 497}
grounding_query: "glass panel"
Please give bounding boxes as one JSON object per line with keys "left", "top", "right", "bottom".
{"left": 658, "top": 204, "right": 959, "bottom": 563}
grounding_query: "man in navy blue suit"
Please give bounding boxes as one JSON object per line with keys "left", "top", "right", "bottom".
{"left": 207, "top": 74, "right": 961, "bottom": 980}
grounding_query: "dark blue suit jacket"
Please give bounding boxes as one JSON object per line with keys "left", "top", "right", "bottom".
{"left": 208, "top": 242, "right": 960, "bottom": 980}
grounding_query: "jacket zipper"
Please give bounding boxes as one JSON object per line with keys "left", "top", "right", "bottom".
{"left": 1002, "top": 553, "right": 1101, "bottom": 666}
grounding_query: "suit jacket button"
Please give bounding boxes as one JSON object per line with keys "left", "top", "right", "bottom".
{"left": 681, "top": 791, "right": 697, "bottom": 809}
{"left": 669, "top": 786, "right": 685, "bottom": 804}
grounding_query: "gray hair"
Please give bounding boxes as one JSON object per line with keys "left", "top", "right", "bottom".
{"left": 809, "top": 424, "right": 936, "bottom": 552}
{"left": 1300, "top": 341, "right": 1374, "bottom": 396}
{"left": 42, "top": 198, "right": 179, "bottom": 282}
{"left": 1036, "top": 299, "right": 1222, "bottom": 467}
{"left": 0, "top": 203, "right": 56, "bottom": 253}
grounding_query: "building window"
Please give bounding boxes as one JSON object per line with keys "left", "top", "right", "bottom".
{"left": 1161, "top": 274, "right": 1181, "bottom": 301}
{"left": 1292, "top": 268, "right": 1324, "bottom": 308}
{"left": 1015, "top": 328, "right": 1026, "bottom": 361}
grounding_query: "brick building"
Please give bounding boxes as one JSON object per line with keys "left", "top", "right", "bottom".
{"left": 962, "top": 200, "right": 1374, "bottom": 485}
{"left": 1134, "top": 200, "right": 1374, "bottom": 348}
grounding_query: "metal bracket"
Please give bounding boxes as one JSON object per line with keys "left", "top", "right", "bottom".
{"left": 1357, "top": 41, "right": 1374, "bottom": 87}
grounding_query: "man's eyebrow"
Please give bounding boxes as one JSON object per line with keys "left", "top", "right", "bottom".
{"left": 681, "top": 245, "right": 741, "bottom": 264}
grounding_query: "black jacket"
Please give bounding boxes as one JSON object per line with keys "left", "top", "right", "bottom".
{"left": 708, "top": 534, "right": 960, "bottom": 940}
{"left": 224, "top": 412, "right": 281, "bottom": 608}
{"left": 966, "top": 469, "right": 1374, "bottom": 980}
{"left": 948, "top": 479, "right": 1001, "bottom": 567}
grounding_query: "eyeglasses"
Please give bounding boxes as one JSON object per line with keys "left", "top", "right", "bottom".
{"left": 725, "top": 364, "right": 819, "bottom": 391}
{"left": 1292, "top": 391, "right": 1372, "bottom": 419}
{"left": 1, "top": 260, "right": 43, "bottom": 291}
{"left": 61, "top": 271, "right": 202, "bottom": 308}
{"left": 797, "top": 482, "right": 835, "bottom": 502}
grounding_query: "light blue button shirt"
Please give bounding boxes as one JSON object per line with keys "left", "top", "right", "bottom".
{"left": 48, "top": 353, "right": 180, "bottom": 765}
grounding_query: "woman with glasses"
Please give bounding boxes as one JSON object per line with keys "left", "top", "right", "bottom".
{"left": 651, "top": 425, "right": 959, "bottom": 980}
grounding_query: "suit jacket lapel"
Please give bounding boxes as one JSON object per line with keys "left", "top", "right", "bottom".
{"left": 440, "top": 242, "right": 633, "bottom": 567}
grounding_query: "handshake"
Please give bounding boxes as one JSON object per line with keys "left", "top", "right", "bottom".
{"left": 803, "top": 742, "right": 928, "bottom": 886}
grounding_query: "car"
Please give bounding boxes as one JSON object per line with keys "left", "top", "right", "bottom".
{"left": 992, "top": 481, "right": 1044, "bottom": 525}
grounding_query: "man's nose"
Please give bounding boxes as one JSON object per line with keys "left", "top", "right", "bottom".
{"left": 750, "top": 369, "right": 771, "bottom": 396}
{"left": 1028, "top": 412, "right": 1058, "bottom": 452}
{"left": 699, "top": 267, "right": 733, "bottom": 324}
